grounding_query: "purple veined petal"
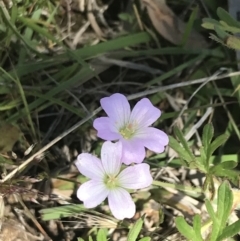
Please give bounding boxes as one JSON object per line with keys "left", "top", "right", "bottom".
{"left": 130, "top": 98, "right": 160, "bottom": 128}
{"left": 77, "top": 180, "right": 109, "bottom": 208}
{"left": 93, "top": 117, "right": 121, "bottom": 141}
{"left": 100, "top": 93, "right": 131, "bottom": 129}
{"left": 108, "top": 188, "right": 135, "bottom": 220}
{"left": 121, "top": 139, "right": 146, "bottom": 165}
{"left": 75, "top": 153, "right": 105, "bottom": 180}
{"left": 101, "top": 141, "right": 122, "bottom": 176}
{"left": 135, "top": 127, "right": 169, "bottom": 153}
{"left": 118, "top": 163, "right": 153, "bottom": 189}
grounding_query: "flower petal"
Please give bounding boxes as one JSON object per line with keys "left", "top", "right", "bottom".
{"left": 118, "top": 163, "right": 153, "bottom": 189}
{"left": 135, "top": 127, "right": 169, "bottom": 153}
{"left": 108, "top": 188, "right": 135, "bottom": 220}
{"left": 100, "top": 93, "right": 131, "bottom": 129}
{"left": 93, "top": 117, "right": 121, "bottom": 140}
{"left": 121, "top": 139, "right": 145, "bottom": 165}
{"left": 130, "top": 98, "right": 160, "bottom": 128}
{"left": 77, "top": 180, "right": 109, "bottom": 208}
{"left": 75, "top": 153, "right": 105, "bottom": 180}
{"left": 101, "top": 141, "right": 122, "bottom": 176}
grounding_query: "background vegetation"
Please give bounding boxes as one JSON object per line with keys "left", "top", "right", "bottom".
{"left": 0, "top": 0, "right": 240, "bottom": 240}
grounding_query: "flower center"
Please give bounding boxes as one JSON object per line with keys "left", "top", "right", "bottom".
{"left": 119, "top": 123, "right": 136, "bottom": 139}
{"left": 104, "top": 175, "right": 119, "bottom": 189}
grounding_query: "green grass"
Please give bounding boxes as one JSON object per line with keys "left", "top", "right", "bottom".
{"left": 1, "top": 0, "right": 240, "bottom": 240}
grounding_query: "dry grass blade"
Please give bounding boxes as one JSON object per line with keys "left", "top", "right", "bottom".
{"left": 72, "top": 212, "right": 119, "bottom": 229}
{"left": 142, "top": 0, "right": 208, "bottom": 48}
{"left": 0, "top": 123, "right": 20, "bottom": 153}
{"left": 87, "top": 0, "right": 104, "bottom": 38}
{"left": 15, "top": 195, "right": 52, "bottom": 240}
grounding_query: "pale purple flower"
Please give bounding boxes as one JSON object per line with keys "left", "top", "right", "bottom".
{"left": 75, "top": 141, "right": 153, "bottom": 220}
{"left": 93, "top": 93, "right": 169, "bottom": 165}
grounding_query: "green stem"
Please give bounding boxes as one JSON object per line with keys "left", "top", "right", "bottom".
{"left": 152, "top": 180, "right": 203, "bottom": 197}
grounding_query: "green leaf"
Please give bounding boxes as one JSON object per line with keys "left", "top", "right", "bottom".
{"left": 198, "top": 146, "right": 207, "bottom": 171}
{"left": 202, "top": 20, "right": 240, "bottom": 34}
{"left": 89, "top": 236, "right": 93, "bottom": 241}
{"left": 205, "top": 200, "right": 220, "bottom": 241}
{"left": 138, "top": 238, "right": 151, "bottom": 241}
{"left": 145, "top": 54, "right": 206, "bottom": 86}
{"left": 202, "top": 18, "right": 220, "bottom": 29}
{"left": 175, "top": 217, "right": 196, "bottom": 240}
{"left": 219, "top": 21, "right": 240, "bottom": 34}
{"left": 168, "top": 136, "right": 193, "bottom": 165}
{"left": 202, "top": 123, "right": 214, "bottom": 149}
{"left": 27, "top": 11, "right": 42, "bottom": 37}
{"left": 217, "top": 219, "right": 240, "bottom": 241}
{"left": 226, "top": 35, "right": 240, "bottom": 50}
{"left": 209, "top": 33, "right": 228, "bottom": 47}
{"left": 181, "top": 6, "right": 198, "bottom": 46}
{"left": 118, "top": 13, "right": 134, "bottom": 23}
{"left": 66, "top": 32, "right": 152, "bottom": 60}
{"left": 127, "top": 218, "right": 144, "bottom": 241}
{"left": 18, "top": 16, "right": 59, "bottom": 42}
{"left": 209, "top": 134, "right": 229, "bottom": 157}
{"left": 231, "top": 74, "right": 240, "bottom": 101}
{"left": 202, "top": 123, "right": 214, "bottom": 162}
{"left": 39, "top": 205, "right": 85, "bottom": 220}
{"left": 78, "top": 238, "right": 85, "bottom": 241}
{"left": 193, "top": 215, "right": 204, "bottom": 241}
{"left": 217, "top": 7, "right": 240, "bottom": 28}
{"left": 216, "top": 182, "right": 233, "bottom": 230}
{"left": 97, "top": 229, "right": 107, "bottom": 241}
{"left": 173, "top": 127, "right": 196, "bottom": 162}
{"left": 213, "top": 169, "right": 239, "bottom": 181}
{"left": 212, "top": 160, "right": 237, "bottom": 171}
{"left": 214, "top": 25, "right": 229, "bottom": 40}
{"left": 205, "top": 199, "right": 217, "bottom": 224}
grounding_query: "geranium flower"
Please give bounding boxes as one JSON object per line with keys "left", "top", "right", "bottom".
{"left": 93, "top": 93, "right": 169, "bottom": 165}
{"left": 75, "top": 141, "right": 153, "bottom": 220}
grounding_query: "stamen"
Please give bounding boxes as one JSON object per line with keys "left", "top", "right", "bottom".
{"left": 119, "top": 123, "right": 136, "bottom": 139}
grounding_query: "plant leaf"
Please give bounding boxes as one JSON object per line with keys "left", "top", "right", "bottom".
{"left": 89, "top": 236, "right": 93, "bottom": 241}
{"left": 97, "top": 229, "right": 107, "bottom": 241}
{"left": 217, "top": 219, "right": 240, "bottom": 241}
{"left": 168, "top": 136, "right": 193, "bottom": 165}
{"left": 217, "top": 7, "right": 240, "bottom": 28}
{"left": 139, "top": 238, "right": 151, "bottom": 241}
{"left": 173, "top": 127, "right": 196, "bottom": 162}
{"left": 202, "top": 123, "right": 214, "bottom": 162}
{"left": 209, "top": 134, "right": 229, "bottom": 157}
{"left": 216, "top": 181, "right": 233, "bottom": 230}
{"left": 193, "top": 215, "right": 204, "bottom": 241}
{"left": 205, "top": 199, "right": 220, "bottom": 241}
{"left": 202, "top": 123, "right": 214, "bottom": 149}
{"left": 212, "top": 160, "right": 237, "bottom": 171}
{"left": 39, "top": 205, "right": 85, "bottom": 220}
{"left": 175, "top": 216, "right": 196, "bottom": 240}
{"left": 127, "top": 218, "right": 144, "bottom": 241}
